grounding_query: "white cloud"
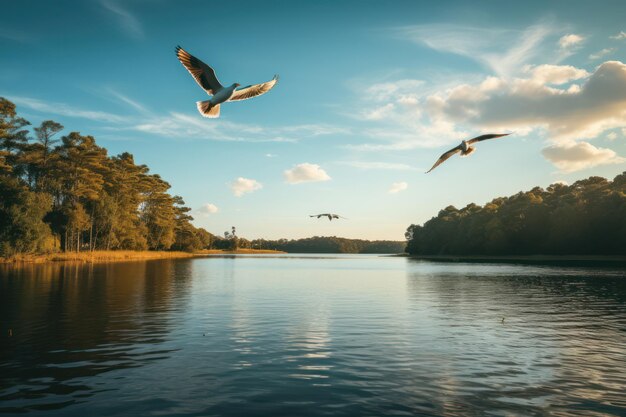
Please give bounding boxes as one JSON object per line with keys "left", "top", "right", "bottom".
{"left": 230, "top": 177, "right": 262, "bottom": 197}
{"left": 525, "top": 64, "right": 589, "bottom": 84}
{"left": 426, "top": 61, "right": 626, "bottom": 143}
{"left": 101, "top": 0, "right": 143, "bottom": 39}
{"left": 284, "top": 163, "right": 331, "bottom": 184}
{"left": 541, "top": 141, "right": 624, "bottom": 172}
{"left": 607, "top": 132, "right": 618, "bottom": 141}
{"left": 388, "top": 181, "right": 408, "bottom": 194}
{"left": 589, "top": 48, "right": 615, "bottom": 60}
{"left": 265, "top": 153, "right": 277, "bottom": 158}
{"left": 558, "top": 34, "right": 584, "bottom": 49}
{"left": 610, "top": 31, "right": 626, "bottom": 40}
{"left": 196, "top": 203, "right": 218, "bottom": 216}
{"left": 338, "top": 161, "right": 417, "bottom": 170}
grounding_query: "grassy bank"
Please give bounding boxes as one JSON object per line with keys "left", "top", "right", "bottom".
{"left": 0, "top": 249, "right": 288, "bottom": 264}
{"left": 0, "top": 250, "right": 196, "bottom": 264}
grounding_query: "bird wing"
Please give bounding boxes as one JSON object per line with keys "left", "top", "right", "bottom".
{"left": 426, "top": 145, "right": 463, "bottom": 173}
{"left": 175, "top": 46, "right": 223, "bottom": 94}
{"left": 229, "top": 75, "right": 279, "bottom": 101}
{"left": 466, "top": 133, "right": 511, "bottom": 145}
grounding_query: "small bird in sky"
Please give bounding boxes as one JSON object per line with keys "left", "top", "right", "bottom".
{"left": 309, "top": 214, "right": 346, "bottom": 221}
{"left": 175, "top": 46, "right": 279, "bottom": 118}
{"left": 426, "top": 133, "right": 512, "bottom": 173}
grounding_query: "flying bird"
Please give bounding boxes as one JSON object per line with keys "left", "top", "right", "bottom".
{"left": 426, "top": 133, "right": 512, "bottom": 173}
{"left": 175, "top": 46, "right": 279, "bottom": 118}
{"left": 309, "top": 214, "right": 346, "bottom": 221}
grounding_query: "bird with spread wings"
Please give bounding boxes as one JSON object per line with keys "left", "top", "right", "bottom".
{"left": 309, "top": 214, "right": 347, "bottom": 221}
{"left": 426, "top": 133, "right": 512, "bottom": 173}
{"left": 175, "top": 46, "right": 278, "bottom": 118}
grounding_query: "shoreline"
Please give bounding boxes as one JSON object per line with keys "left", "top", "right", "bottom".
{"left": 400, "top": 254, "right": 626, "bottom": 265}
{"left": 0, "top": 249, "right": 286, "bottom": 265}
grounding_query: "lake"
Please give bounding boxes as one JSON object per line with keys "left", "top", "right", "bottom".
{"left": 1, "top": 255, "right": 625, "bottom": 416}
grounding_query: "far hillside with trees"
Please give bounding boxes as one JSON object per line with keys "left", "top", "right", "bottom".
{"left": 405, "top": 172, "right": 626, "bottom": 256}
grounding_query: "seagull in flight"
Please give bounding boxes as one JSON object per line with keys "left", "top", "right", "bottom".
{"left": 175, "top": 46, "right": 279, "bottom": 118}
{"left": 309, "top": 214, "right": 346, "bottom": 221}
{"left": 426, "top": 133, "right": 512, "bottom": 173}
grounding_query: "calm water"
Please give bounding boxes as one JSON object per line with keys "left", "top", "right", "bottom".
{"left": 1, "top": 255, "right": 625, "bottom": 416}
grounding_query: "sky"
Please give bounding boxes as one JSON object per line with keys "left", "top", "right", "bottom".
{"left": 1, "top": 0, "right": 625, "bottom": 240}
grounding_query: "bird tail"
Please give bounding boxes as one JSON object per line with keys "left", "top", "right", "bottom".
{"left": 196, "top": 100, "right": 221, "bottom": 118}
{"left": 461, "top": 146, "right": 475, "bottom": 156}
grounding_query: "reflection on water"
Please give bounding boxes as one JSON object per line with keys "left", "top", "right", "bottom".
{"left": 1, "top": 256, "right": 625, "bottom": 416}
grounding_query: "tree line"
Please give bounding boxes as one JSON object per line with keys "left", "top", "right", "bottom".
{"left": 0, "top": 97, "right": 213, "bottom": 256}
{"left": 220, "top": 236, "right": 406, "bottom": 253}
{"left": 405, "top": 172, "right": 626, "bottom": 256}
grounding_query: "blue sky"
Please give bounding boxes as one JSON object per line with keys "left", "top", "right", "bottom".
{"left": 1, "top": 0, "right": 625, "bottom": 240}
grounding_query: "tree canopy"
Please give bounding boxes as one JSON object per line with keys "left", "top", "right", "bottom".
{"left": 0, "top": 97, "right": 213, "bottom": 256}
{"left": 405, "top": 173, "right": 626, "bottom": 256}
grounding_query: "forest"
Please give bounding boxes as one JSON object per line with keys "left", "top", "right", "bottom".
{"left": 405, "top": 172, "right": 626, "bottom": 256}
{"left": 216, "top": 236, "right": 406, "bottom": 254}
{"left": 0, "top": 97, "right": 213, "bottom": 256}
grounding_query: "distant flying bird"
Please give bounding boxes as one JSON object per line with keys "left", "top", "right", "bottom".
{"left": 175, "top": 46, "right": 279, "bottom": 118}
{"left": 309, "top": 214, "right": 346, "bottom": 221}
{"left": 426, "top": 133, "right": 512, "bottom": 173}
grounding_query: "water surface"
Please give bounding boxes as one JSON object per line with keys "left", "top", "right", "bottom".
{"left": 1, "top": 255, "right": 625, "bottom": 416}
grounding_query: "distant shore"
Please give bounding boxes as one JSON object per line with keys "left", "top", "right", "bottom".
{"left": 0, "top": 249, "right": 286, "bottom": 265}
{"left": 196, "top": 249, "right": 287, "bottom": 255}
{"left": 399, "top": 254, "right": 626, "bottom": 265}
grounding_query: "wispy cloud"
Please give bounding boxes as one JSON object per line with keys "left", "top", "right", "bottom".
{"left": 337, "top": 161, "right": 417, "bottom": 170}
{"left": 107, "top": 88, "right": 151, "bottom": 114}
{"left": 609, "top": 31, "right": 626, "bottom": 40}
{"left": 5, "top": 93, "right": 345, "bottom": 144}
{"left": 230, "top": 177, "right": 262, "bottom": 197}
{"left": 8, "top": 95, "right": 129, "bottom": 123}
{"left": 133, "top": 112, "right": 343, "bottom": 143}
{"left": 398, "top": 22, "right": 556, "bottom": 76}
{"left": 100, "top": 0, "right": 143, "bottom": 39}
{"left": 284, "top": 163, "right": 331, "bottom": 184}
{"left": 0, "top": 28, "right": 31, "bottom": 43}
{"left": 388, "top": 181, "right": 408, "bottom": 194}
{"left": 588, "top": 48, "right": 615, "bottom": 60}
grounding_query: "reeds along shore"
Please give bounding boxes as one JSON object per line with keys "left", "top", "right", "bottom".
{"left": 0, "top": 250, "right": 195, "bottom": 264}
{"left": 0, "top": 249, "right": 287, "bottom": 264}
